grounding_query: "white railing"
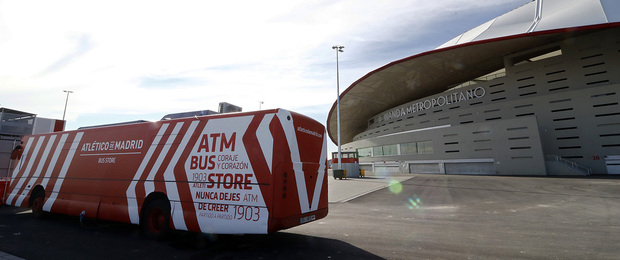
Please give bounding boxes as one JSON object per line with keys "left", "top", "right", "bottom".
{"left": 545, "top": 155, "right": 591, "bottom": 176}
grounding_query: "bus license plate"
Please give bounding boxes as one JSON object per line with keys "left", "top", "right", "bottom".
{"left": 300, "top": 215, "right": 316, "bottom": 224}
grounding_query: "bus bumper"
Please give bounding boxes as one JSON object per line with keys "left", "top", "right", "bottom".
{"left": 268, "top": 207, "right": 328, "bottom": 233}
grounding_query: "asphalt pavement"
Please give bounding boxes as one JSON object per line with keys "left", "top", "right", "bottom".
{"left": 296, "top": 173, "right": 620, "bottom": 259}
{"left": 1, "top": 171, "right": 410, "bottom": 260}
{"left": 4, "top": 173, "right": 620, "bottom": 259}
{"left": 327, "top": 171, "right": 414, "bottom": 203}
{"left": 0, "top": 251, "right": 21, "bottom": 260}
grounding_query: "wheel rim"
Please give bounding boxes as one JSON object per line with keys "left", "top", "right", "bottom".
{"left": 32, "top": 197, "right": 44, "bottom": 214}
{"left": 148, "top": 208, "right": 165, "bottom": 233}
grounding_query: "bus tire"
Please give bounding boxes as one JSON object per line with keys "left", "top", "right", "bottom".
{"left": 141, "top": 198, "right": 171, "bottom": 240}
{"left": 29, "top": 186, "right": 45, "bottom": 218}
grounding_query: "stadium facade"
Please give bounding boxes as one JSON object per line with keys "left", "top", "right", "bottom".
{"left": 327, "top": 0, "right": 620, "bottom": 176}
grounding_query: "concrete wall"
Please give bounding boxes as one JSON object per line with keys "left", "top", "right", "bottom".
{"left": 348, "top": 116, "right": 546, "bottom": 176}
{"left": 342, "top": 28, "right": 620, "bottom": 175}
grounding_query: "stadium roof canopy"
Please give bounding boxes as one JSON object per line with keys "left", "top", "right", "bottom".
{"left": 327, "top": 0, "right": 620, "bottom": 145}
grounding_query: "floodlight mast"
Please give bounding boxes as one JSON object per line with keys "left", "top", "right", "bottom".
{"left": 62, "top": 90, "right": 73, "bottom": 121}
{"left": 332, "top": 45, "right": 344, "bottom": 170}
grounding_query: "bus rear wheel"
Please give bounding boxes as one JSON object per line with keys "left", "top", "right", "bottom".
{"left": 31, "top": 196, "right": 44, "bottom": 218}
{"left": 29, "top": 186, "right": 46, "bottom": 218}
{"left": 141, "top": 199, "right": 171, "bottom": 240}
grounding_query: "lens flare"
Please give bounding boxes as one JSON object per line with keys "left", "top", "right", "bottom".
{"left": 407, "top": 197, "right": 422, "bottom": 210}
{"left": 388, "top": 180, "right": 403, "bottom": 194}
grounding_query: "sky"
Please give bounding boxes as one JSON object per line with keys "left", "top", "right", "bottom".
{"left": 0, "top": 0, "right": 531, "bottom": 155}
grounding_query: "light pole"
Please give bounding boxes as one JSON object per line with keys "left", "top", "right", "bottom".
{"left": 62, "top": 90, "right": 73, "bottom": 121}
{"left": 259, "top": 101, "right": 264, "bottom": 110}
{"left": 332, "top": 45, "right": 344, "bottom": 170}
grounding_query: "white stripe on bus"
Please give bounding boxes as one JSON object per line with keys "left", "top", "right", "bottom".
{"left": 43, "top": 132, "right": 84, "bottom": 211}
{"left": 311, "top": 132, "right": 327, "bottom": 211}
{"left": 277, "top": 110, "right": 311, "bottom": 213}
{"left": 15, "top": 135, "right": 56, "bottom": 206}
{"left": 126, "top": 123, "right": 169, "bottom": 224}
{"left": 257, "top": 114, "right": 275, "bottom": 174}
{"left": 7, "top": 136, "right": 45, "bottom": 205}
{"left": 164, "top": 120, "right": 199, "bottom": 231}
{"left": 144, "top": 122, "right": 183, "bottom": 194}
{"left": 41, "top": 134, "right": 69, "bottom": 189}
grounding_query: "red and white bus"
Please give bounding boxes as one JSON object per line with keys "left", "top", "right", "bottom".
{"left": 4, "top": 109, "right": 328, "bottom": 238}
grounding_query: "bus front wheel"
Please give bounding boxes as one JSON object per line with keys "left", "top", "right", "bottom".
{"left": 141, "top": 199, "right": 171, "bottom": 240}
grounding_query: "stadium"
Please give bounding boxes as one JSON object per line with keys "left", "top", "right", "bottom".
{"left": 327, "top": 0, "right": 620, "bottom": 175}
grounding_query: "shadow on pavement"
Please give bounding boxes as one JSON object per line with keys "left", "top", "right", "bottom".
{"left": 0, "top": 205, "right": 381, "bottom": 260}
{"left": 173, "top": 232, "right": 382, "bottom": 260}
